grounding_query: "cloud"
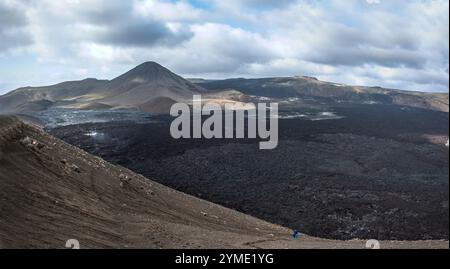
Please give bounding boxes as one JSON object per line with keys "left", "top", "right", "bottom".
{"left": 96, "top": 23, "right": 277, "bottom": 74}
{"left": 0, "top": 2, "right": 27, "bottom": 26}
{"left": 0, "top": 0, "right": 448, "bottom": 94}
{"left": 306, "top": 46, "right": 426, "bottom": 69}
{"left": 248, "top": 0, "right": 449, "bottom": 90}
{"left": 0, "top": 1, "right": 32, "bottom": 52}
{"left": 66, "top": 0, "right": 194, "bottom": 47}
{"left": 229, "top": 0, "right": 293, "bottom": 8}
{"left": 134, "top": 0, "right": 205, "bottom": 21}
{"left": 96, "top": 21, "right": 193, "bottom": 47}
{"left": 24, "top": 0, "right": 193, "bottom": 61}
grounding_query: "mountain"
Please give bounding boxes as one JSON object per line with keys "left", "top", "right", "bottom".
{"left": 1, "top": 63, "right": 448, "bottom": 115}
{"left": 1, "top": 116, "right": 447, "bottom": 249}
{"left": 98, "top": 62, "right": 205, "bottom": 106}
{"left": 0, "top": 62, "right": 211, "bottom": 115}
{"left": 195, "top": 76, "right": 449, "bottom": 112}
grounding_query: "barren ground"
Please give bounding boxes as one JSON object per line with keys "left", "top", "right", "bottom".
{"left": 1, "top": 116, "right": 448, "bottom": 249}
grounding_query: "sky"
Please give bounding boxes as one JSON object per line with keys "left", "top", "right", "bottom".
{"left": 0, "top": 0, "right": 449, "bottom": 95}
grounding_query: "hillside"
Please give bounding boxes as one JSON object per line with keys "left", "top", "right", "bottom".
{"left": 195, "top": 77, "right": 449, "bottom": 112}
{"left": 0, "top": 79, "right": 108, "bottom": 114}
{"left": 0, "top": 116, "right": 447, "bottom": 249}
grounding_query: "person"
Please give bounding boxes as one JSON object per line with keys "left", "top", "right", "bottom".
{"left": 292, "top": 230, "right": 301, "bottom": 239}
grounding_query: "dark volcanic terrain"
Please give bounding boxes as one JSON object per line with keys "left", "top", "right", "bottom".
{"left": 51, "top": 103, "right": 449, "bottom": 241}
{"left": 4, "top": 116, "right": 446, "bottom": 248}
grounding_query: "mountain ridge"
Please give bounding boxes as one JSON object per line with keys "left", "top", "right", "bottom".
{"left": 195, "top": 77, "right": 449, "bottom": 112}
{"left": 0, "top": 62, "right": 448, "bottom": 114}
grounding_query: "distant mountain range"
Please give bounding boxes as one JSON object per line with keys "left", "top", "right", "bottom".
{"left": 0, "top": 62, "right": 448, "bottom": 115}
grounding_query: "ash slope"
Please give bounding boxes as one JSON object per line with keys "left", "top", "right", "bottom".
{"left": 0, "top": 116, "right": 282, "bottom": 249}
{"left": 0, "top": 117, "right": 447, "bottom": 249}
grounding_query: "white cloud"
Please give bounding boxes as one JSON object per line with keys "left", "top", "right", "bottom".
{"left": 0, "top": 1, "right": 32, "bottom": 53}
{"left": 366, "top": 0, "right": 380, "bottom": 4}
{"left": 133, "top": 0, "right": 205, "bottom": 21}
{"left": 0, "top": 0, "right": 448, "bottom": 94}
